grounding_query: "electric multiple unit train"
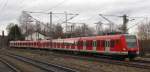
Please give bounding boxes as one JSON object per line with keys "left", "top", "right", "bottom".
{"left": 10, "top": 34, "right": 139, "bottom": 59}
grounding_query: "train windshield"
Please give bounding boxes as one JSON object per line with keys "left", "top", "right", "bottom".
{"left": 125, "top": 35, "right": 137, "bottom": 48}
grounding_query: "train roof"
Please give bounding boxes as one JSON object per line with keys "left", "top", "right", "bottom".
{"left": 10, "top": 34, "right": 135, "bottom": 42}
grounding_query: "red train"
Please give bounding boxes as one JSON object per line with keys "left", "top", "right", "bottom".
{"left": 10, "top": 34, "right": 139, "bottom": 59}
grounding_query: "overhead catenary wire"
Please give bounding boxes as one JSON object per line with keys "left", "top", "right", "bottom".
{"left": 0, "top": 0, "right": 8, "bottom": 12}
{"left": 99, "top": 13, "right": 150, "bottom": 18}
{"left": 39, "top": 0, "right": 68, "bottom": 12}
{"left": 53, "top": 14, "right": 65, "bottom": 23}
{"left": 0, "top": 0, "right": 8, "bottom": 28}
{"left": 127, "top": 18, "right": 147, "bottom": 30}
{"left": 99, "top": 14, "right": 150, "bottom": 32}
{"left": 16, "top": 0, "right": 27, "bottom": 11}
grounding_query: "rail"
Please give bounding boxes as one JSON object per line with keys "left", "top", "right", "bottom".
{"left": 46, "top": 52, "right": 150, "bottom": 70}
{"left": 0, "top": 57, "right": 21, "bottom": 72}
{"left": 5, "top": 52, "right": 78, "bottom": 72}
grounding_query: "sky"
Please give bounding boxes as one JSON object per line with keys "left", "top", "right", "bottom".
{"left": 0, "top": 0, "right": 150, "bottom": 35}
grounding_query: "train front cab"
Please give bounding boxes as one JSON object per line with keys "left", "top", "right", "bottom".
{"left": 124, "top": 35, "right": 139, "bottom": 59}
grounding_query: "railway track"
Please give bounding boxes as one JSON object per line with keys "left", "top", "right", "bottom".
{"left": 128, "top": 61, "right": 150, "bottom": 69}
{"left": 61, "top": 54, "right": 150, "bottom": 70}
{"left": 0, "top": 57, "right": 21, "bottom": 72}
{"left": 6, "top": 49, "right": 150, "bottom": 71}
{"left": 133, "top": 60, "right": 150, "bottom": 64}
{"left": 5, "top": 52, "right": 78, "bottom": 72}
{"left": 28, "top": 50, "right": 150, "bottom": 70}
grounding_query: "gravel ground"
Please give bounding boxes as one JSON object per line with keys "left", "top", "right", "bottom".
{"left": 0, "top": 58, "right": 16, "bottom": 72}
{"left": 2, "top": 56, "right": 47, "bottom": 72}
{"left": 143, "top": 58, "right": 150, "bottom": 61}
{"left": 7, "top": 49, "right": 150, "bottom": 72}
{"left": 137, "top": 56, "right": 150, "bottom": 61}
{"left": 0, "top": 50, "right": 49, "bottom": 72}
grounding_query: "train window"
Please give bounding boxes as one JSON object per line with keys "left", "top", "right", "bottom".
{"left": 89, "top": 41, "right": 92, "bottom": 46}
{"left": 54, "top": 43, "right": 56, "bottom": 46}
{"left": 125, "top": 35, "right": 137, "bottom": 48}
{"left": 87, "top": 41, "right": 89, "bottom": 46}
{"left": 86, "top": 40, "right": 92, "bottom": 47}
{"left": 51, "top": 42, "right": 53, "bottom": 46}
{"left": 46, "top": 42, "right": 49, "bottom": 46}
{"left": 116, "top": 40, "right": 120, "bottom": 44}
{"left": 49, "top": 42, "right": 52, "bottom": 46}
{"left": 85, "top": 41, "right": 88, "bottom": 46}
{"left": 77, "top": 41, "right": 83, "bottom": 46}
{"left": 36, "top": 42, "right": 38, "bottom": 46}
{"left": 74, "top": 41, "right": 76, "bottom": 46}
{"left": 110, "top": 40, "right": 115, "bottom": 48}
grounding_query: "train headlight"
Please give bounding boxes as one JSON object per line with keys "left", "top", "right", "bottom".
{"left": 123, "top": 48, "right": 126, "bottom": 51}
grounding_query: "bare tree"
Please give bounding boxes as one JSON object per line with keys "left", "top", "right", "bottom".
{"left": 137, "top": 22, "right": 150, "bottom": 56}
{"left": 137, "top": 22, "right": 150, "bottom": 40}
{"left": 18, "top": 11, "right": 33, "bottom": 35}
{"left": 35, "top": 21, "right": 42, "bottom": 32}
{"left": 66, "top": 24, "right": 95, "bottom": 37}
{"left": 52, "top": 24, "right": 63, "bottom": 39}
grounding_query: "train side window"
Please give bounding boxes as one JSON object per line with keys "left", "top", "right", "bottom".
{"left": 110, "top": 40, "right": 115, "bottom": 48}
{"left": 85, "top": 41, "right": 88, "bottom": 46}
{"left": 77, "top": 41, "right": 83, "bottom": 46}
{"left": 86, "top": 40, "right": 92, "bottom": 47}
{"left": 47, "top": 42, "right": 49, "bottom": 46}
{"left": 49, "top": 42, "right": 52, "bottom": 46}
{"left": 115, "top": 40, "right": 120, "bottom": 44}
{"left": 74, "top": 41, "right": 76, "bottom": 46}
{"left": 90, "top": 41, "right": 92, "bottom": 47}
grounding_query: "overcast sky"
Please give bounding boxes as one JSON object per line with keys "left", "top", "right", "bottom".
{"left": 0, "top": 0, "right": 150, "bottom": 35}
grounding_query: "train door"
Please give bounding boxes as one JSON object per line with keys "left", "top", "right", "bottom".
{"left": 96, "top": 40, "right": 101, "bottom": 51}
{"left": 92, "top": 40, "right": 97, "bottom": 51}
{"left": 105, "top": 40, "right": 110, "bottom": 53}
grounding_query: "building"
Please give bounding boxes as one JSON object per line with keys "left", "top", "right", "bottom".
{"left": 25, "top": 32, "right": 47, "bottom": 40}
